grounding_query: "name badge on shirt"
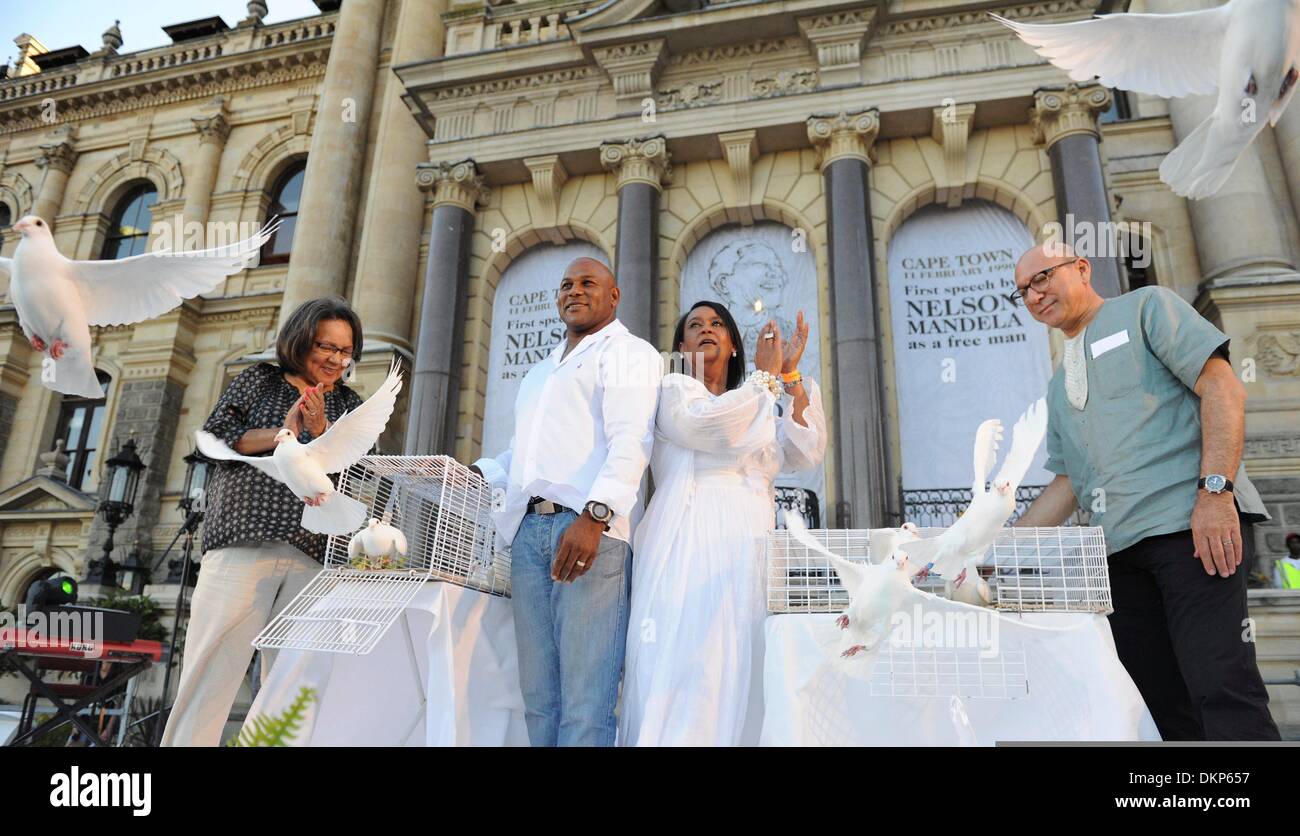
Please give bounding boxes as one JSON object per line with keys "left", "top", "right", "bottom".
{"left": 1090, "top": 329, "right": 1130, "bottom": 359}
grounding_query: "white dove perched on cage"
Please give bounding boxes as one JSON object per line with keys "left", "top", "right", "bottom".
{"left": 348, "top": 516, "right": 409, "bottom": 571}
{"left": 900, "top": 398, "right": 1048, "bottom": 589}
{"left": 0, "top": 215, "right": 279, "bottom": 398}
{"left": 786, "top": 515, "right": 927, "bottom": 659}
{"left": 992, "top": 0, "right": 1300, "bottom": 198}
{"left": 196, "top": 360, "right": 404, "bottom": 535}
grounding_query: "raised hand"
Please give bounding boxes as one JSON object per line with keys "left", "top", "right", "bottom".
{"left": 753, "top": 319, "right": 783, "bottom": 375}
{"left": 782, "top": 310, "right": 810, "bottom": 374}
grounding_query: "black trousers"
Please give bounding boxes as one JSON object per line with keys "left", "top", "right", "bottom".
{"left": 1107, "top": 522, "right": 1280, "bottom": 741}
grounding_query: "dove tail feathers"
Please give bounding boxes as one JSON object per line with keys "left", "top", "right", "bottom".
{"left": 47, "top": 358, "right": 106, "bottom": 399}
{"left": 1159, "top": 115, "right": 1249, "bottom": 200}
{"left": 301, "top": 492, "right": 368, "bottom": 535}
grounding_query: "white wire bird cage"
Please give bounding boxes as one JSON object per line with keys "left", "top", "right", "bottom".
{"left": 253, "top": 455, "right": 509, "bottom": 655}
{"left": 869, "top": 648, "right": 1029, "bottom": 700}
{"left": 766, "top": 526, "right": 1111, "bottom": 615}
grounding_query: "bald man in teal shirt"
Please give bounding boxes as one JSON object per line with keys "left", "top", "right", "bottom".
{"left": 1015, "top": 243, "right": 1277, "bottom": 742}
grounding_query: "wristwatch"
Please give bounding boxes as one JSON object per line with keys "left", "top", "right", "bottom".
{"left": 1198, "top": 474, "right": 1234, "bottom": 494}
{"left": 585, "top": 500, "right": 614, "bottom": 530}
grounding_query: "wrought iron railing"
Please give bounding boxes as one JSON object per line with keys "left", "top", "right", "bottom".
{"left": 902, "top": 485, "right": 1089, "bottom": 528}
{"left": 774, "top": 486, "right": 819, "bottom": 529}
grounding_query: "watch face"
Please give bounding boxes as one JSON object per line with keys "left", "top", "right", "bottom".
{"left": 1205, "top": 475, "right": 1226, "bottom": 492}
{"left": 590, "top": 502, "right": 610, "bottom": 520}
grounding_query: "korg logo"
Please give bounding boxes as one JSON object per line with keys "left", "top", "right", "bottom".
{"left": 49, "top": 767, "right": 151, "bottom": 816}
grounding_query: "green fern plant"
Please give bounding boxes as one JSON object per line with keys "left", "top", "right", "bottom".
{"left": 226, "top": 686, "right": 317, "bottom": 747}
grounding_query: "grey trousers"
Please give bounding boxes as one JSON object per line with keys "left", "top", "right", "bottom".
{"left": 160, "top": 542, "right": 319, "bottom": 747}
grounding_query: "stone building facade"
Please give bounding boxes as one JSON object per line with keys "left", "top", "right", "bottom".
{"left": 1, "top": 0, "right": 1297, "bottom": 731}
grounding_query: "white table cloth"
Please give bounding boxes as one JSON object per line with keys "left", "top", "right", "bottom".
{"left": 760, "top": 611, "right": 1161, "bottom": 745}
{"left": 246, "top": 582, "right": 528, "bottom": 746}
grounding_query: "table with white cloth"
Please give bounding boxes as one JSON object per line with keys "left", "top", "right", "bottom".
{"left": 760, "top": 611, "right": 1162, "bottom": 745}
{"left": 246, "top": 582, "right": 528, "bottom": 746}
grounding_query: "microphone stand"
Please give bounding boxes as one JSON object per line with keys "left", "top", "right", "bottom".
{"left": 146, "top": 505, "right": 203, "bottom": 746}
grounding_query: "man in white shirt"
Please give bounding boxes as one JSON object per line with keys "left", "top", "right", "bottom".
{"left": 473, "top": 257, "right": 662, "bottom": 746}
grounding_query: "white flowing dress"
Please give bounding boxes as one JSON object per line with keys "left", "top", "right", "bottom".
{"left": 619, "top": 372, "right": 827, "bottom": 746}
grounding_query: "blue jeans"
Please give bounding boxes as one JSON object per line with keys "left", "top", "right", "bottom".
{"left": 510, "top": 509, "right": 630, "bottom": 746}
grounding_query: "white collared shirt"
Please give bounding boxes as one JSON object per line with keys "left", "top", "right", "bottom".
{"left": 474, "top": 319, "right": 663, "bottom": 548}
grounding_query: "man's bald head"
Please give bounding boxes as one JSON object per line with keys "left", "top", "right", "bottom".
{"left": 1013, "top": 240, "right": 1101, "bottom": 337}
{"left": 564, "top": 257, "right": 615, "bottom": 287}
{"left": 1015, "top": 241, "right": 1078, "bottom": 279}
{"left": 558, "top": 256, "right": 619, "bottom": 336}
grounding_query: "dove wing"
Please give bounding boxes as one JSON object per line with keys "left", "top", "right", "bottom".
{"left": 348, "top": 533, "right": 363, "bottom": 560}
{"left": 786, "top": 514, "right": 869, "bottom": 596}
{"left": 991, "top": 9, "right": 1230, "bottom": 99}
{"left": 66, "top": 220, "right": 279, "bottom": 327}
{"left": 195, "top": 430, "right": 283, "bottom": 480}
{"left": 302, "top": 361, "right": 403, "bottom": 474}
{"left": 971, "top": 419, "right": 1002, "bottom": 494}
{"left": 899, "top": 536, "right": 942, "bottom": 571}
{"left": 993, "top": 398, "right": 1049, "bottom": 489}
{"left": 0, "top": 256, "right": 10, "bottom": 281}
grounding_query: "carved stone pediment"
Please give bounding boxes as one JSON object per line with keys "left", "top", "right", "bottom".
{"left": 0, "top": 476, "right": 97, "bottom": 516}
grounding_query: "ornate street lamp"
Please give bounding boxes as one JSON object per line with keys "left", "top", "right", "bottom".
{"left": 164, "top": 449, "right": 212, "bottom": 583}
{"left": 86, "top": 436, "right": 146, "bottom": 587}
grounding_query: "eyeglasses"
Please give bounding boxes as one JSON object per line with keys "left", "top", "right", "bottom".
{"left": 312, "top": 340, "right": 354, "bottom": 360}
{"left": 1010, "top": 258, "right": 1079, "bottom": 306}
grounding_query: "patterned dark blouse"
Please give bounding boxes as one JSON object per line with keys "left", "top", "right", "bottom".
{"left": 201, "top": 362, "right": 366, "bottom": 562}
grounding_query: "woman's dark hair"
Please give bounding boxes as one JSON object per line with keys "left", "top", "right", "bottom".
{"left": 276, "top": 296, "right": 364, "bottom": 376}
{"left": 672, "top": 300, "right": 746, "bottom": 391}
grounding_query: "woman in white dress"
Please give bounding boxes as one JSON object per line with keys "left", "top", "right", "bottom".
{"left": 620, "top": 301, "right": 827, "bottom": 746}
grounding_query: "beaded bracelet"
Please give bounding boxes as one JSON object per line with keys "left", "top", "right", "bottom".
{"left": 748, "top": 369, "right": 784, "bottom": 397}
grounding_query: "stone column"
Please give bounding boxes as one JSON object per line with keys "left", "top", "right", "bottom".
{"left": 1273, "top": 104, "right": 1300, "bottom": 247}
{"left": 404, "top": 160, "right": 488, "bottom": 456}
{"left": 807, "top": 110, "right": 891, "bottom": 528}
{"left": 32, "top": 138, "right": 77, "bottom": 228}
{"left": 1167, "top": 97, "right": 1296, "bottom": 282}
{"left": 599, "top": 136, "right": 671, "bottom": 342}
{"left": 181, "top": 109, "right": 230, "bottom": 246}
{"left": 1031, "top": 83, "right": 1123, "bottom": 298}
{"left": 351, "top": 0, "right": 441, "bottom": 352}
{"left": 279, "top": 0, "right": 386, "bottom": 327}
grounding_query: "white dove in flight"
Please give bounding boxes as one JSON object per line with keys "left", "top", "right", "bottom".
{"left": 0, "top": 215, "right": 279, "bottom": 398}
{"left": 348, "top": 517, "right": 409, "bottom": 570}
{"left": 196, "top": 361, "right": 404, "bottom": 535}
{"left": 993, "top": 0, "right": 1300, "bottom": 198}
{"left": 900, "top": 398, "right": 1048, "bottom": 582}
{"left": 786, "top": 515, "right": 926, "bottom": 659}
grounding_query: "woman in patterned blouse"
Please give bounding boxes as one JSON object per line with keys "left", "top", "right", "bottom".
{"left": 162, "top": 297, "right": 368, "bottom": 747}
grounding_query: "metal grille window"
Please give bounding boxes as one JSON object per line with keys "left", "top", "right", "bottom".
{"left": 260, "top": 161, "right": 305, "bottom": 265}
{"left": 100, "top": 184, "right": 158, "bottom": 260}
{"left": 53, "top": 371, "right": 111, "bottom": 491}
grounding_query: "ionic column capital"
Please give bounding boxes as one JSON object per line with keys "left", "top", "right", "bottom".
{"left": 806, "top": 109, "right": 879, "bottom": 167}
{"left": 600, "top": 135, "right": 672, "bottom": 191}
{"left": 1030, "top": 82, "right": 1112, "bottom": 148}
{"left": 416, "top": 159, "right": 490, "bottom": 212}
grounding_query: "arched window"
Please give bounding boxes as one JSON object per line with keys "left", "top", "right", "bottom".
{"left": 261, "top": 161, "right": 305, "bottom": 265}
{"left": 101, "top": 183, "right": 158, "bottom": 260}
{"left": 0, "top": 202, "right": 11, "bottom": 249}
{"left": 53, "top": 370, "right": 111, "bottom": 491}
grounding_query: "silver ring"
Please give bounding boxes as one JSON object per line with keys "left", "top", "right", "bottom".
{"left": 1222, "top": 539, "right": 1233, "bottom": 545}
{"left": 576, "top": 561, "right": 586, "bottom": 568}
{"left": 763, "top": 332, "right": 775, "bottom": 340}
